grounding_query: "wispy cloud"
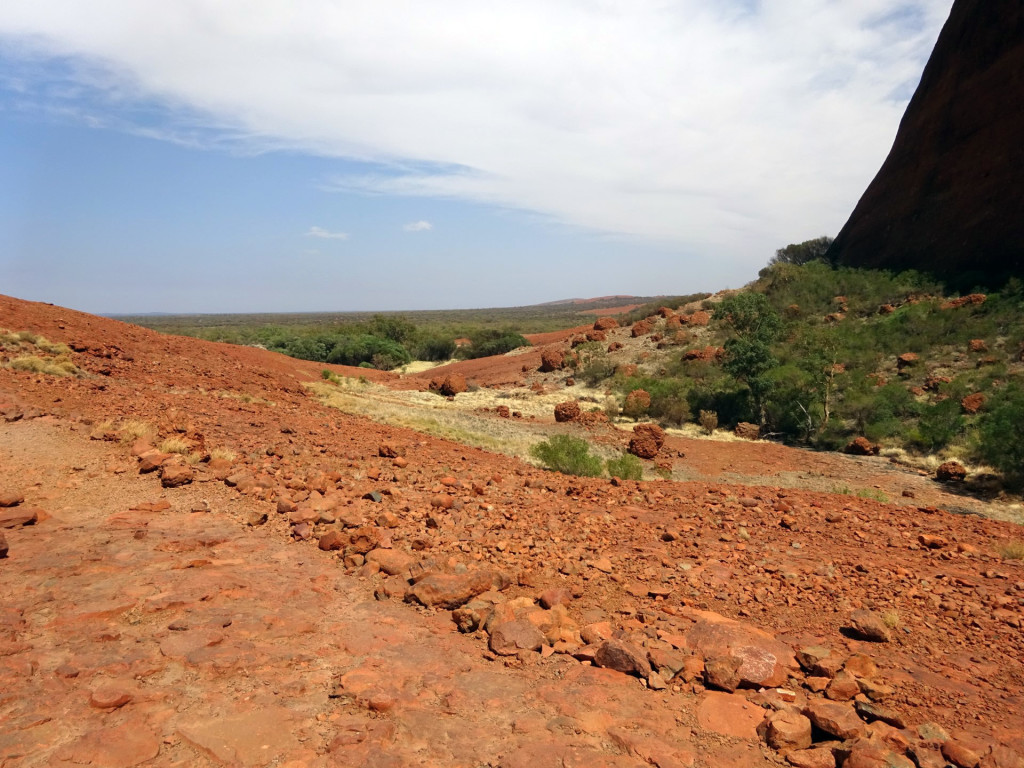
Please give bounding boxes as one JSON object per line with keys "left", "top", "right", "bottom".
{"left": 403, "top": 220, "right": 432, "bottom": 232}
{"left": 305, "top": 226, "right": 349, "bottom": 241}
{"left": 0, "top": 0, "right": 954, "bottom": 268}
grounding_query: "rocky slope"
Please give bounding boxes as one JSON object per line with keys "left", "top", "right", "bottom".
{"left": 828, "top": 0, "right": 1024, "bottom": 287}
{"left": 1, "top": 293, "right": 1023, "bottom": 768}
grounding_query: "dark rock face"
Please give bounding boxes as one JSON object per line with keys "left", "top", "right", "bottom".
{"left": 828, "top": 0, "right": 1024, "bottom": 287}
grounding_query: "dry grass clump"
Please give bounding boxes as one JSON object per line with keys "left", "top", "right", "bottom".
{"left": 998, "top": 540, "right": 1024, "bottom": 560}
{"left": 209, "top": 447, "right": 238, "bottom": 462}
{"left": 6, "top": 355, "right": 81, "bottom": 377}
{"left": 881, "top": 610, "right": 901, "bottom": 630}
{"left": 159, "top": 437, "right": 192, "bottom": 455}
{"left": 118, "top": 420, "right": 155, "bottom": 441}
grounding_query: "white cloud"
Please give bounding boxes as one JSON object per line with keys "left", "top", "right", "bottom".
{"left": 403, "top": 220, "right": 433, "bottom": 232}
{"left": 0, "top": 1, "right": 955, "bottom": 269}
{"left": 305, "top": 226, "right": 349, "bottom": 240}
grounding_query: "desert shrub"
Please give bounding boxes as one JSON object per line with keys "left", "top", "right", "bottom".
{"left": 579, "top": 349, "right": 615, "bottom": 386}
{"left": 998, "top": 540, "right": 1024, "bottom": 560}
{"left": 617, "top": 293, "right": 711, "bottom": 325}
{"left": 621, "top": 377, "right": 691, "bottom": 426}
{"left": 458, "top": 329, "right": 529, "bottom": 359}
{"left": 911, "top": 398, "right": 964, "bottom": 452}
{"left": 606, "top": 453, "right": 644, "bottom": 481}
{"left": 976, "top": 384, "right": 1024, "bottom": 477}
{"left": 688, "top": 384, "right": 753, "bottom": 428}
{"left": 411, "top": 333, "right": 456, "bottom": 361}
{"left": 327, "top": 334, "right": 411, "bottom": 369}
{"left": 699, "top": 410, "right": 718, "bottom": 434}
{"left": 529, "top": 435, "right": 604, "bottom": 477}
{"left": 842, "top": 382, "right": 920, "bottom": 444}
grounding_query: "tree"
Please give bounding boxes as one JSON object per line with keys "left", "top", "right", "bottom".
{"left": 714, "top": 293, "right": 783, "bottom": 426}
{"left": 770, "top": 236, "right": 835, "bottom": 267}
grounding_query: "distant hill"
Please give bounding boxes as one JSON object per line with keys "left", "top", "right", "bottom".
{"left": 828, "top": 0, "right": 1024, "bottom": 288}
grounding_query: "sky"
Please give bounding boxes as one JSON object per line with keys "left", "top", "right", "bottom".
{"left": 0, "top": 0, "right": 955, "bottom": 314}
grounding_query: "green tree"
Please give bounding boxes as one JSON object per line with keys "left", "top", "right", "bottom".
{"left": 977, "top": 385, "right": 1024, "bottom": 477}
{"left": 714, "top": 293, "right": 783, "bottom": 425}
{"left": 770, "top": 236, "right": 835, "bottom": 267}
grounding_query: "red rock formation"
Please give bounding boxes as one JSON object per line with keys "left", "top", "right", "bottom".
{"left": 828, "top": 0, "right": 1024, "bottom": 286}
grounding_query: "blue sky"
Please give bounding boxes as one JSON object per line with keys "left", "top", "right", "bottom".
{"left": 0, "top": 1, "right": 953, "bottom": 314}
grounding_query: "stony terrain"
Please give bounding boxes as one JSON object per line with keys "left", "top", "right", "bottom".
{"left": 1, "top": 292, "right": 1023, "bottom": 768}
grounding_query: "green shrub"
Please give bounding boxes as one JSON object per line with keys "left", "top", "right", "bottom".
{"left": 458, "top": 329, "right": 529, "bottom": 359}
{"left": 606, "top": 453, "right": 644, "bottom": 481}
{"left": 530, "top": 435, "right": 604, "bottom": 477}
{"left": 977, "top": 384, "right": 1024, "bottom": 477}
{"left": 912, "top": 398, "right": 963, "bottom": 452}
{"left": 327, "top": 334, "right": 411, "bottom": 369}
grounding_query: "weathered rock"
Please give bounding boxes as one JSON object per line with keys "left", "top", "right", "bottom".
{"left": 318, "top": 530, "right": 346, "bottom": 551}
{"left": 936, "top": 461, "right": 967, "bottom": 482}
{"left": 594, "top": 317, "right": 619, "bottom": 330}
{"left": 58, "top": 718, "right": 160, "bottom": 768}
{"left": 0, "top": 531, "right": 7, "bottom": 559}
{"left": 593, "top": 639, "right": 652, "bottom": 678}
{"left": 0, "top": 508, "right": 39, "bottom": 528}
{"left": 848, "top": 609, "right": 892, "bottom": 643}
{"left": 628, "top": 423, "right": 666, "bottom": 459}
{"left": 539, "top": 349, "right": 565, "bottom": 372}
{"left": 760, "top": 709, "right": 813, "bottom": 752}
{"left": 631, "top": 318, "right": 655, "bottom": 337}
{"left": 943, "top": 739, "right": 983, "bottom": 768}
{"left": 489, "top": 620, "right": 546, "bottom": 655}
{"left": 804, "top": 700, "right": 866, "bottom": 741}
{"left": 845, "top": 738, "right": 915, "bottom": 768}
{"left": 0, "top": 491, "right": 24, "bottom": 507}
{"left": 825, "top": 670, "right": 861, "bottom": 701}
{"left": 553, "top": 401, "right": 581, "bottom": 423}
{"left": 696, "top": 691, "right": 767, "bottom": 740}
{"left": 89, "top": 686, "right": 134, "bottom": 709}
{"left": 160, "top": 463, "right": 194, "bottom": 488}
{"left": 786, "top": 748, "right": 837, "bottom": 768}
{"left": 844, "top": 437, "right": 879, "bottom": 456}
{"left": 438, "top": 374, "right": 467, "bottom": 397}
{"left": 685, "top": 610, "right": 798, "bottom": 688}
{"left": 734, "top": 422, "right": 760, "bottom": 440}
{"left": 405, "top": 569, "right": 510, "bottom": 609}
{"left": 961, "top": 392, "right": 986, "bottom": 414}
{"left": 366, "top": 548, "right": 413, "bottom": 576}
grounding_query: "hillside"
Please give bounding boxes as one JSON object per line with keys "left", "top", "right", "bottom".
{"left": 2, "top": 292, "right": 1023, "bottom": 767}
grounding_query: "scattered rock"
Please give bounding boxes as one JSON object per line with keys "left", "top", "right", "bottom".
{"left": 489, "top": 620, "right": 546, "bottom": 655}
{"left": 896, "top": 353, "right": 918, "bottom": 370}
{"left": 593, "top": 317, "right": 619, "bottom": 330}
{"left": 0, "top": 491, "right": 24, "bottom": 507}
{"left": 593, "top": 639, "right": 652, "bottom": 678}
{"left": 160, "top": 463, "right": 194, "bottom": 488}
{"left": 685, "top": 609, "right": 798, "bottom": 688}
{"left": 804, "top": 699, "right": 866, "bottom": 741}
{"left": 734, "top": 422, "right": 760, "bottom": 440}
{"left": 539, "top": 349, "right": 565, "bottom": 372}
{"left": 935, "top": 461, "right": 967, "bottom": 482}
{"left": 628, "top": 423, "right": 665, "bottom": 459}
{"left": 760, "top": 709, "right": 813, "bottom": 752}
{"left": 0, "top": 508, "right": 39, "bottom": 528}
{"left": 848, "top": 609, "right": 892, "bottom": 643}
{"left": 553, "top": 401, "right": 581, "bottom": 423}
{"left": 318, "top": 530, "right": 346, "bottom": 551}
{"left": 844, "top": 437, "right": 880, "bottom": 456}
{"left": 438, "top": 374, "right": 468, "bottom": 397}
{"left": 405, "top": 569, "right": 510, "bottom": 609}
{"left": 961, "top": 393, "right": 986, "bottom": 414}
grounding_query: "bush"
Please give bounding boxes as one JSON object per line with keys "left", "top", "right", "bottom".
{"left": 530, "top": 435, "right": 604, "bottom": 477}
{"left": 699, "top": 410, "right": 718, "bottom": 434}
{"left": 912, "top": 398, "right": 964, "bottom": 452}
{"left": 327, "top": 334, "right": 411, "bottom": 369}
{"left": 606, "top": 453, "right": 644, "bottom": 481}
{"left": 458, "top": 329, "right": 529, "bottom": 359}
{"left": 977, "top": 384, "right": 1024, "bottom": 477}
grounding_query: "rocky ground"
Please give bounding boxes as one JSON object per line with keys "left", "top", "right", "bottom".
{"left": 1, "top": 293, "right": 1023, "bottom": 768}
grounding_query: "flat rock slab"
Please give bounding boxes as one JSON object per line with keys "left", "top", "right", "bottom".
{"left": 55, "top": 718, "right": 161, "bottom": 768}
{"left": 177, "top": 707, "right": 301, "bottom": 767}
{"left": 696, "top": 692, "right": 766, "bottom": 740}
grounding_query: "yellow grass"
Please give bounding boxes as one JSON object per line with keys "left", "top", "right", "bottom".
{"left": 209, "top": 447, "right": 238, "bottom": 462}
{"left": 159, "top": 437, "right": 191, "bottom": 455}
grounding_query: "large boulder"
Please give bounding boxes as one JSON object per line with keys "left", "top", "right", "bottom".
{"left": 553, "top": 401, "right": 581, "bottom": 423}
{"left": 405, "top": 569, "right": 510, "bottom": 609}
{"left": 628, "top": 423, "right": 665, "bottom": 459}
{"left": 683, "top": 609, "right": 799, "bottom": 689}
{"left": 539, "top": 349, "right": 565, "bottom": 372}
{"left": 827, "top": 0, "right": 1024, "bottom": 287}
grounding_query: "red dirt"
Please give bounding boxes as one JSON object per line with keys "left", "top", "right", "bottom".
{"left": 1, "top": 293, "right": 1022, "bottom": 768}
